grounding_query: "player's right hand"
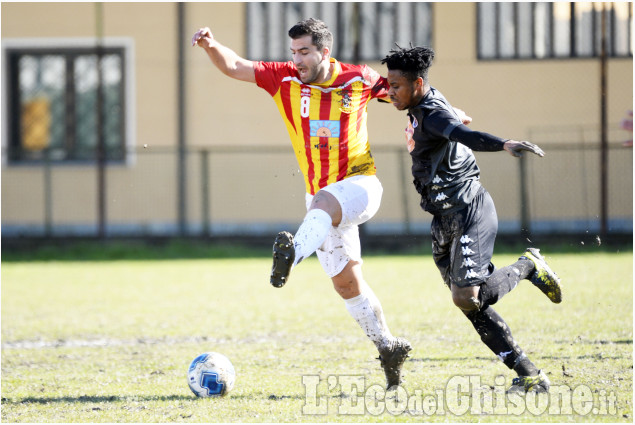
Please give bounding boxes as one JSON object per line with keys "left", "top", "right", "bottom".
{"left": 191, "top": 27, "right": 213, "bottom": 47}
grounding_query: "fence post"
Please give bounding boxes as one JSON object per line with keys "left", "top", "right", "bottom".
{"left": 599, "top": 3, "right": 609, "bottom": 238}
{"left": 44, "top": 147, "right": 52, "bottom": 237}
{"left": 200, "top": 149, "right": 211, "bottom": 237}
{"left": 397, "top": 149, "right": 411, "bottom": 234}
{"left": 519, "top": 154, "right": 531, "bottom": 240}
{"left": 177, "top": 2, "right": 188, "bottom": 236}
{"left": 95, "top": 2, "right": 107, "bottom": 239}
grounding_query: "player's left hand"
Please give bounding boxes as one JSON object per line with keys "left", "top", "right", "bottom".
{"left": 504, "top": 140, "right": 545, "bottom": 158}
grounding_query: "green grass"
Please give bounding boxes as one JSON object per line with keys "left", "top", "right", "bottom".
{"left": 1, "top": 250, "right": 632, "bottom": 422}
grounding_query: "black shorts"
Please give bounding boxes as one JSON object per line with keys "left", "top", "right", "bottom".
{"left": 431, "top": 187, "right": 497, "bottom": 288}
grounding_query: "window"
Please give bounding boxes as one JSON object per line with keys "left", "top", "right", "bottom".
{"left": 478, "top": 2, "right": 633, "bottom": 60}
{"left": 246, "top": 2, "right": 433, "bottom": 62}
{"left": 3, "top": 39, "right": 134, "bottom": 163}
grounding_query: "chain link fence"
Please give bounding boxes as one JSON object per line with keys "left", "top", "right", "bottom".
{"left": 2, "top": 139, "right": 632, "bottom": 240}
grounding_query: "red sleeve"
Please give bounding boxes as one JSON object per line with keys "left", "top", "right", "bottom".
{"left": 254, "top": 61, "right": 296, "bottom": 97}
{"left": 363, "top": 65, "right": 390, "bottom": 101}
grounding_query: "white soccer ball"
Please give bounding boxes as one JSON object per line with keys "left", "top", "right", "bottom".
{"left": 187, "top": 352, "right": 236, "bottom": 397}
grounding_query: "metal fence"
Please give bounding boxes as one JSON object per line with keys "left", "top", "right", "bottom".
{"left": 1, "top": 141, "right": 632, "bottom": 240}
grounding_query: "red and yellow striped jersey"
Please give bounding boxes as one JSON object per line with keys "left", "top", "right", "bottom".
{"left": 255, "top": 58, "right": 389, "bottom": 195}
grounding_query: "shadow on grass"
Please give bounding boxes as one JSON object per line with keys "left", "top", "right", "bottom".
{"left": 1, "top": 238, "right": 271, "bottom": 262}
{"left": 3, "top": 393, "right": 306, "bottom": 405}
{"left": 2, "top": 394, "right": 192, "bottom": 404}
{"left": 2, "top": 234, "right": 631, "bottom": 262}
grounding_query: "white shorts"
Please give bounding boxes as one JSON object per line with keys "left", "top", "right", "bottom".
{"left": 304, "top": 175, "right": 383, "bottom": 278}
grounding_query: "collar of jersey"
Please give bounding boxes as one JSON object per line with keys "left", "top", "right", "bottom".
{"left": 313, "top": 58, "right": 340, "bottom": 87}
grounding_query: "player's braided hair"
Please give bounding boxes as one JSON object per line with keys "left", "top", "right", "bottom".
{"left": 381, "top": 44, "right": 435, "bottom": 83}
{"left": 288, "top": 18, "right": 334, "bottom": 52}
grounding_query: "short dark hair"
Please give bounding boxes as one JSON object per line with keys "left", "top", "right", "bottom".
{"left": 381, "top": 45, "right": 435, "bottom": 83}
{"left": 288, "top": 18, "right": 333, "bottom": 52}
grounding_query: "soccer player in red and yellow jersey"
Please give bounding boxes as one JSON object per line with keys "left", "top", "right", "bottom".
{"left": 192, "top": 18, "right": 411, "bottom": 389}
{"left": 255, "top": 58, "right": 386, "bottom": 196}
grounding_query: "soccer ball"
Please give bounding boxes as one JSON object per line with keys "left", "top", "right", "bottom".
{"left": 187, "top": 352, "right": 236, "bottom": 397}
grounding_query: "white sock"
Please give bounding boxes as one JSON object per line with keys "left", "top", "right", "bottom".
{"left": 361, "top": 282, "right": 392, "bottom": 341}
{"left": 345, "top": 285, "right": 393, "bottom": 349}
{"left": 293, "top": 209, "right": 332, "bottom": 266}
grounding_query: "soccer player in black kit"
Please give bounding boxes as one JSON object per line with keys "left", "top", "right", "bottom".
{"left": 381, "top": 46, "right": 562, "bottom": 393}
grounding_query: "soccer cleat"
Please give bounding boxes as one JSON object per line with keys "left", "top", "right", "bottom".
{"left": 507, "top": 370, "right": 550, "bottom": 394}
{"left": 377, "top": 337, "right": 412, "bottom": 390}
{"left": 270, "top": 231, "right": 295, "bottom": 288}
{"left": 521, "top": 248, "right": 562, "bottom": 304}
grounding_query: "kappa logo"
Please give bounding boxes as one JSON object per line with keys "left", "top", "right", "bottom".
{"left": 461, "top": 258, "right": 476, "bottom": 268}
{"left": 460, "top": 235, "right": 474, "bottom": 244}
{"left": 434, "top": 192, "right": 448, "bottom": 202}
{"left": 301, "top": 88, "right": 311, "bottom": 97}
{"left": 432, "top": 175, "right": 443, "bottom": 184}
{"left": 465, "top": 269, "right": 479, "bottom": 279}
{"left": 497, "top": 350, "right": 513, "bottom": 362}
{"left": 461, "top": 246, "right": 475, "bottom": 255}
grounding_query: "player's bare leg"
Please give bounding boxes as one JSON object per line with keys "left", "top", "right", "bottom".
{"left": 335, "top": 260, "right": 411, "bottom": 390}
{"left": 270, "top": 191, "right": 339, "bottom": 288}
{"left": 271, "top": 190, "right": 343, "bottom": 287}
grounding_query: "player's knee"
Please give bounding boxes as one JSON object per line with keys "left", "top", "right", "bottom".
{"left": 452, "top": 291, "right": 481, "bottom": 312}
{"left": 332, "top": 261, "right": 362, "bottom": 298}
{"left": 310, "top": 191, "right": 342, "bottom": 226}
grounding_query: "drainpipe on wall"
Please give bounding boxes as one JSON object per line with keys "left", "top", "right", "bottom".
{"left": 177, "top": 2, "right": 187, "bottom": 237}
{"left": 599, "top": 3, "right": 608, "bottom": 239}
{"left": 96, "top": 2, "right": 107, "bottom": 239}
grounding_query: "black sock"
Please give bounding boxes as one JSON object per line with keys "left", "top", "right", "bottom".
{"left": 479, "top": 259, "right": 534, "bottom": 307}
{"left": 465, "top": 305, "right": 539, "bottom": 376}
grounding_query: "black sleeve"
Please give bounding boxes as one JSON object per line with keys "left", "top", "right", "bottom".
{"left": 425, "top": 109, "right": 507, "bottom": 152}
{"left": 448, "top": 124, "right": 507, "bottom": 152}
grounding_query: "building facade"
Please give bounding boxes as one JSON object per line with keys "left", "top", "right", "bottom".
{"left": 2, "top": 2, "right": 633, "bottom": 237}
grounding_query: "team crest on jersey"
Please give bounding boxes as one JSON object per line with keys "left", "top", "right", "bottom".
{"left": 310, "top": 120, "right": 341, "bottom": 138}
{"left": 336, "top": 89, "right": 353, "bottom": 114}
{"left": 405, "top": 120, "right": 415, "bottom": 153}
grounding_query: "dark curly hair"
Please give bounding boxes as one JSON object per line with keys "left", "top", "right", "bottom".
{"left": 381, "top": 45, "right": 435, "bottom": 83}
{"left": 288, "top": 18, "right": 333, "bottom": 53}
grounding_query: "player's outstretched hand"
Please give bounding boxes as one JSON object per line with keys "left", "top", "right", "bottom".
{"left": 192, "top": 27, "right": 214, "bottom": 48}
{"left": 504, "top": 140, "right": 545, "bottom": 158}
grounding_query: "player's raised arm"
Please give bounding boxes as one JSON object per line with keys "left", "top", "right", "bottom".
{"left": 191, "top": 27, "right": 256, "bottom": 83}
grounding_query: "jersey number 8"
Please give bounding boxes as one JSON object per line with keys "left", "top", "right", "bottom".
{"left": 300, "top": 96, "right": 310, "bottom": 118}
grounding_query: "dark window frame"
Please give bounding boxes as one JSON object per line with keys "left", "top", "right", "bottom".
{"left": 246, "top": 2, "right": 434, "bottom": 62}
{"left": 477, "top": 2, "right": 633, "bottom": 61}
{"left": 4, "top": 44, "right": 129, "bottom": 165}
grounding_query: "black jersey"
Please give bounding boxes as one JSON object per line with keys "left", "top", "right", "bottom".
{"left": 407, "top": 87, "right": 506, "bottom": 215}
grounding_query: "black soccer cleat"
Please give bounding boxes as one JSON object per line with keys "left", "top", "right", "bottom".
{"left": 270, "top": 231, "right": 295, "bottom": 288}
{"left": 377, "top": 337, "right": 412, "bottom": 390}
{"left": 507, "top": 370, "right": 550, "bottom": 394}
{"left": 520, "top": 248, "right": 562, "bottom": 303}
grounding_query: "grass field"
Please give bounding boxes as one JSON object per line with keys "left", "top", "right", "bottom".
{"left": 1, "top": 244, "right": 632, "bottom": 422}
